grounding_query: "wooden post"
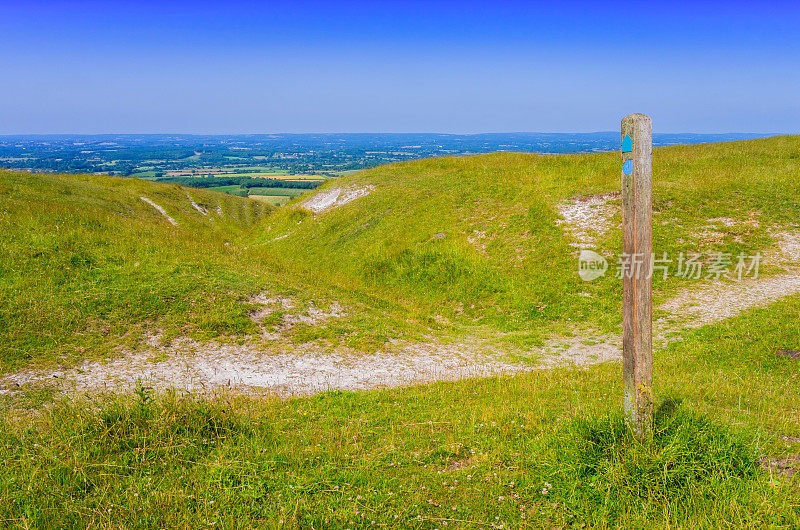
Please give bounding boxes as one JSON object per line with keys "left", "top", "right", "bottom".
{"left": 621, "top": 113, "right": 653, "bottom": 441}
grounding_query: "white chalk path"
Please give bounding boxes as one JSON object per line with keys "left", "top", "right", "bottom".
{"left": 301, "top": 185, "right": 375, "bottom": 214}
{"left": 555, "top": 192, "right": 619, "bottom": 249}
{"left": 3, "top": 262, "right": 797, "bottom": 398}
{"left": 1, "top": 333, "right": 620, "bottom": 398}
{"left": 661, "top": 271, "right": 800, "bottom": 327}
{"left": 140, "top": 197, "right": 178, "bottom": 226}
{"left": 186, "top": 192, "right": 208, "bottom": 216}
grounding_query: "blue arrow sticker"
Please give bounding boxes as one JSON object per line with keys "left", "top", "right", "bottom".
{"left": 622, "top": 159, "right": 633, "bottom": 176}
{"left": 621, "top": 134, "right": 633, "bottom": 153}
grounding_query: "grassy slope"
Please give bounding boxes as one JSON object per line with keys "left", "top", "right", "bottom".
{"left": 1, "top": 138, "right": 800, "bottom": 526}
{"left": 2, "top": 136, "right": 799, "bottom": 369}
{"left": 258, "top": 135, "right": 799, "bottom": 345}
{"left": 2, "top": 294, "right": 800, "bottom": 527}
{"left": 0, "top": 170, "right": 272, "bottom": 370}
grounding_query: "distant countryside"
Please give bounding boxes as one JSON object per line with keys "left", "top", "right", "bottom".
{"left": 0, "top": 132, "right": 770, "bottom": 205}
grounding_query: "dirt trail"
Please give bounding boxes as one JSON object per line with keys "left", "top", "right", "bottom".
{"left": 660, "top": 271, "right": 800, "bottom": 327}
{"left": 1, "top": 333, "right": 619, "bottom": 398}
{"left": 186, "top": 192, "right": 208, "bottom": 216}
{"left": 3, "top": 263, "right": 799, "bottom": 398}
{"left": 140, "top": 197, "right": 178, "bottom": 226}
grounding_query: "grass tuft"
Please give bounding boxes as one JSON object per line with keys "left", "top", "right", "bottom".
{"left": 547, "top": 400, "right": 762, "bottom": 525}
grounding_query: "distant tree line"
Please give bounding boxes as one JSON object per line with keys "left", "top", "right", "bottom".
{"left": 157, "top": 176, "right": 323, "bottom": 190}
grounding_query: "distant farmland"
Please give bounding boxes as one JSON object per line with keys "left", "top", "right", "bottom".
{"left": 247, "top": 187, "right": 306, "bottom": 197}
{"left": 163, "top": 169, "right": 322, "bottom": 180}
{"left": 249, "top": 195, "right": 291, "bottom": 206}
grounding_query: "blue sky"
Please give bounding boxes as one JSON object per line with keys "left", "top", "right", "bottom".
{"left": 1, "top": 0, "right": 798, "bottom": 134}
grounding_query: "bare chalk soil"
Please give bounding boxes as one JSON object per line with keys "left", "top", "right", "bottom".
{"left": 555, "top": 192, "right": 619, "bottom": 249}
{"left": 301, "top": 185, "right": 375, "bottom": 213}
{"left": 1, "top": 329, "right": 622, "bottom": 398}
{"left": 140, "top": 197, "right": 178, "bottom": 226}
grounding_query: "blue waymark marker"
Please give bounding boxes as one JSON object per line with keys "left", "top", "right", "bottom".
{"left": 621, "top": 134, "right": 633, "bottom": 153}
{"left": 622, "top": 159, "right": 633, "bottom": 175}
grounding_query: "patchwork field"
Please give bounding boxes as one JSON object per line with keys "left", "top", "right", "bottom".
{"left": 207, "top": 184, "right": 247, "bottom": 195}
{"left": 247, "top": 187, "right": 307, "bottom": 197}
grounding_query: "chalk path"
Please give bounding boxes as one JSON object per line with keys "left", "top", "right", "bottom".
{"left": 3, "top": 266, "right": 798, "bottom": 398}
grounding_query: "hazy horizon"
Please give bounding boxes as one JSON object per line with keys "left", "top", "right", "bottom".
{"left": 0, "top": 131, "right": 782, "bottom": 137}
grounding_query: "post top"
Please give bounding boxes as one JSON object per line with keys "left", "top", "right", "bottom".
{"left": 622, "top": 113, "right": 652, "bottom": 123}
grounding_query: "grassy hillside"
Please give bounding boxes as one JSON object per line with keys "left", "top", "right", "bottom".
{"left": 258, "top": 135, "right": 799, "bottom": 344}
{"left": 2, "top": 136, "right": 800, "bottom": 370}
{"left": 0, "top": 170, "right": 272, "bottom": 370}
{"left": 2, "top": 292, "right": 800, "bottom": 527}
{"left": 2, "top": 138, "right": 800, "bottom": 527}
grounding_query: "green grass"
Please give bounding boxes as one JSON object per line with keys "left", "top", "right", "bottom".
{"left": 258, "top": 135, "right": 800, "bottom": 346}
{"left": 549, "top": 407, "right": 762, "bottom": 524}
{"left": 247, "top": 187, "right": 308, "bottom": 197}
{"left": 249, "top": 195, "right": 291, "bottom": 206}
{"left": 2, "top": 137, "right": 800, "bottom": 526}
{"left": 207, "top": 184, "right": 248, "bottom": 196}
{"left": 0, "top": 171, "right": 271, "bottom": 370}
{"left": 2, "top": 293, "right": 800, "bottom": 527}
{"left": 3, "top": 136, "right": 800, "bottom": 368}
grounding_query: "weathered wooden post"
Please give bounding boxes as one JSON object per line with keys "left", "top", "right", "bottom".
{"left": 621, "top": 113, "right": 653, "bottom": 441}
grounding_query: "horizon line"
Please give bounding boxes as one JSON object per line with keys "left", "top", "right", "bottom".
{"left": 0, "top": 131, "right": 782, "bottom": 137}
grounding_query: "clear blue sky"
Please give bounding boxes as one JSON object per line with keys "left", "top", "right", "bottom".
{"left": 1, "top": 0, "right": 798, "bottom": 134}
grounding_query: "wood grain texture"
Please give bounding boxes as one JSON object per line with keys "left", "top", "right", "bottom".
{"left": 621, "top": 113, "right": 653, "bottom": 441}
